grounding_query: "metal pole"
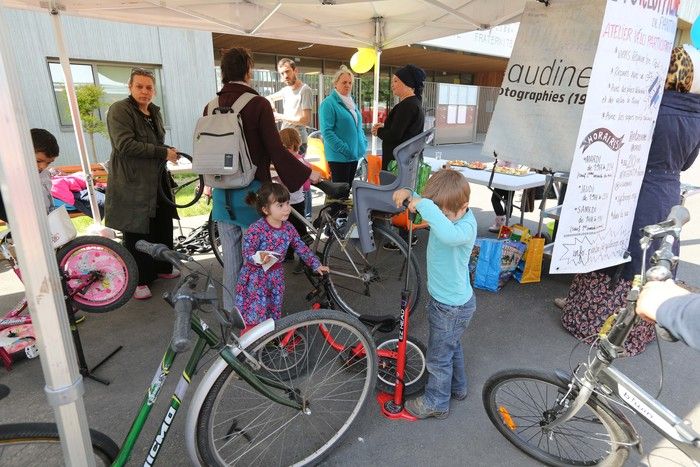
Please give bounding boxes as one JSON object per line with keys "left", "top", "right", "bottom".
{"left": 371, "top": 17, "right": 384, "bottom": 155}
{"left": 50, "top": 7, "right": 103, "bottom": 227}
{"left": 0, "top": 5, "right": 95, "bottom": 466}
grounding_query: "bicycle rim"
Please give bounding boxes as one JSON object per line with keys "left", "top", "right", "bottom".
{"left": 482, "top": 370, "right": 630, "bottom": 466}
{"left": 0, "top": 423, "right": 118, "bottom": 466}
{"left": 208, "top": 215, "right": 224, "bottom": 267}
{"left": 196, "top": 310, "right": 377, "bottom": 466}
{"left": 375, "top": 337, "right": 428, "bottom": 396}
{"left": 322, "top": 225, "right": 422, "bottom": 320}
{"left": 56, "top": 236, "right": 138, "bottom": 313}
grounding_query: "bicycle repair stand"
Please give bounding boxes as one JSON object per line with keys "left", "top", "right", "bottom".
{"left": 64, "top": 294, "right": 122, "bottom": 386}
{"left": 376, "top": 205, "right": 417, "bottom": 422}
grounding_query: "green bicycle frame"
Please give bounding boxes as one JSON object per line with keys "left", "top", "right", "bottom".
{"left": 111, "top": 315, "right": 303, "bottom": 466}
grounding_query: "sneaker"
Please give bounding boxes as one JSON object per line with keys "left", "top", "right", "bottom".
{"left": 158, "top": 270, "right": 181, "bottom": 280}
{"left": 488, "top": 215, "right": 507, "bottom": 233}
{"left": 554, "top": 297, "right": 567, "bottom": 310}
{"left": 451, "top": 391, "right": 468, "bottom": 401}
{"left": 133, "top": 285, "right": 153, "bottom": 300}
{"left": 404, "top": 396, "right": 449, "bottom": 420}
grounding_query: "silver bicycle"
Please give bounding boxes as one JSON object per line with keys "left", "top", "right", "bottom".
{"left": 483, "top": 205, "right": 699, "bottom": 466}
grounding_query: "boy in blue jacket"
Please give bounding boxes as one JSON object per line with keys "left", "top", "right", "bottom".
{"left": 392, "top": 168, "right": 477, "bottom": 419}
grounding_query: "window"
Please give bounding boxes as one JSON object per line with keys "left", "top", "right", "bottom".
{"left": 48, "top": 61, "right": 165, "bottom": 127}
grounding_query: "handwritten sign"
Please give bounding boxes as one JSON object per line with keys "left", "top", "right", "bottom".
{"left": 550, "top": 0, "right": 677, "bottom": 273}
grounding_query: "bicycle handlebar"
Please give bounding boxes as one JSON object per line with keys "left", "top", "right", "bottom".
{"left": 136, "top": 240, "right": 194, "bottom": 352}
{"left": 172, "top": 298, "right": 193, "bottom": 352}
{"left": 135, "top": 240, "right": 190, "bottom": 269}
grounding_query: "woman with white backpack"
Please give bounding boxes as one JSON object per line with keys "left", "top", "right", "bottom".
{"left": 206, "top": 47, "right": 322, "bottom": 314}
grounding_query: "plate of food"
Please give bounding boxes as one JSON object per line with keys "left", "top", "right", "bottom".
{"left": 465, "top": 161, "right": 488, "bottom": 170}
{"left": 493, "top": 165, "right": 530, "bottom": 176}
{"left": 447, "top": 159, "right": 469, "bottom": 167}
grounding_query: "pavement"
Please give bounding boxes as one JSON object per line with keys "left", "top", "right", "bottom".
{"left": 1, "top": 142, "right": 699, "bottom": 466}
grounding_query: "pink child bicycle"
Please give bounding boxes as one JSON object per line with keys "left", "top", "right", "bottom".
{"left": 0, "top": 228, "right": 137, "bottom": 376}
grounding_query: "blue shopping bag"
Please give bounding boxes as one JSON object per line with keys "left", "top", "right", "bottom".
{"left": 472, "top": 238, "right": 526, "bottom": 292}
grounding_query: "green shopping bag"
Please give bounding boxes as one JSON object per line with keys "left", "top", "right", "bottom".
{"left": 387, "top": 160, "right": 431, "bottom": 225}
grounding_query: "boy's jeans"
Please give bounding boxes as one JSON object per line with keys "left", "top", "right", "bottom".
{"left": 423, "top": 294, "right": 476, "bottom": 412}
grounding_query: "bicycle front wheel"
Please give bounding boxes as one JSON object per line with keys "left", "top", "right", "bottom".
{"left": 0, "top": 423, "right": 119, "bottom": 466}
{"left": 322, "top": 224, "right": 422, "bottom": 321}
{"left": 482, "top": 369, "right": 631, "bottom": 466}
{"left": 196, "top": 309, "right": 377, "bottom": 466}
{"left": 56, "top": 236, "right": 138, "bottom": 313}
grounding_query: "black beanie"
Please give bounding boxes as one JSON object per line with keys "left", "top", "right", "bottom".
{"left": 394, "top": 64, "right": 427, "bottom": 98}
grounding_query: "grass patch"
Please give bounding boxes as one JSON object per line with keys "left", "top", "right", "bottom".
{"left": 173, "top": 173, "right": 212, "bottom": 218}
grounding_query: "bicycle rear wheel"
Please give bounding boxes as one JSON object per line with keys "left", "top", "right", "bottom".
{"left": 207, "top": 214, "right": 224, "bottom": 267}
{"left": 195, "top": 309, "right": 377, "bottom": 466}
{"left": 0, "top": 423, "right": 119, "bottom": 466}
{"left": 482, "top": 369, "right": 631, "bottom": 466}
{"left": 56, "top": 236, "right": 138, "bottom": 313}
{"left": 322, "top": 224, "right": 422, "bottom": 321}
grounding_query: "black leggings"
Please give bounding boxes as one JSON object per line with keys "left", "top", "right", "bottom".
{"left": 328, "top": 161, "right": 359, "bottom": 189}
{"left": 122, "top": 205, "right": 174, "bottom": 286}
{"left": 491, "top": 189, "right": 512, "bottom": 216}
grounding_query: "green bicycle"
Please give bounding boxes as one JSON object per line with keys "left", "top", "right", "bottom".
{"left": 0, "top": 240, "right": 377, "bottom": 466}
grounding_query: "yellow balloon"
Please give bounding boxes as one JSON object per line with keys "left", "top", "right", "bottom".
{"left": 350, "top": 48, "right": 375, "bottom": 74}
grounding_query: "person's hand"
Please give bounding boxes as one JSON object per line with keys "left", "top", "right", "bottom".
{"left": 259, "top": 252, "right": 276, "bottom": 265}
{"left": 166, "top": 147, "right": 179, "bottom": 164}
{"left": 371, "top": 123, "right": 384, "bottom": 136}
{"left": 392, "top": 188, "right": 412, "bottom": 208}
{"left": 309, "top": 170, "right": 322, "bottom": 184}
{"left": 315, "top": 265, "right": 330, "bottom": 275}
{"left": 407, "top": 197, "right": 421, "bottom": 213}
{"left": 636, "top": 280, "right": 690, "bottom": 322}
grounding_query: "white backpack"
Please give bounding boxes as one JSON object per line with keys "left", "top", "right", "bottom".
{"left": 192, "top": 93, "right": 257, "bottom": 189}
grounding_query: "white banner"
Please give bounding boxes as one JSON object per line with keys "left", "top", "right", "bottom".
{"left": 483, "top": 0, "right": 606, "bottom": 171}
{"left": 550, "top": 0, "right": 677, "bottom": 274}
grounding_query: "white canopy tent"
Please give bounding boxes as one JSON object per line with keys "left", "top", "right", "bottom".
{"left": 0, "top": 0, "right": 527, "bottom": 463}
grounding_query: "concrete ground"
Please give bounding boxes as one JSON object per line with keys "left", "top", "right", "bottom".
{"left": 1, "top": 142, "right": 699, "bottom": 466}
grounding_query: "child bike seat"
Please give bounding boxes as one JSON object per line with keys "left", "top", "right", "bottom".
{"left": 352, "top": 129, "right": 434, "bottom": 253}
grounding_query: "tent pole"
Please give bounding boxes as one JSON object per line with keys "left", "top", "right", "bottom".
{"left": 0, "top": 5, "right": 95, "bottom": 466}
{"left": 371, "top": 16, "right": 383, "bottom": 155}
{"left": 50, "top": 8, "right": 103, "bottom": 228}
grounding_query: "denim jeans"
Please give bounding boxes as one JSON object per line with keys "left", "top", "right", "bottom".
{"left": 217, "top": 221, "right": 243, "bottom": 313}
{"left": 423, "top": 294, "right": 477, "bottom": 411}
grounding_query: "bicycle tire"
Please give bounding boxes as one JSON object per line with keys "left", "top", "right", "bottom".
{"left": 56, "top": 236, "right": 138, "bottom": 313}
{"left": 322, "top": 223, "right": 422, "bottom": 321}
{"left": 208, "top": 214, "right": 224, "bottom": 267}
{"left": 375, "top": 335, "right": 428, "bottom": 396}
{"left": 195, "top": 309, "right": 377, "bottom": 466}
{"left": 0, "top": 422, "right": 119, "bottom": 466}
{"left": 158, "top": 153, "right": 205, "bottom": 209}
{"left": 482, "top": 369, "right": 631, "bottom": 466}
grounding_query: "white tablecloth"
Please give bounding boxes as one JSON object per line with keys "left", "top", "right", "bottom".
{"left": 423, "top": 157, "right": 546, "bottom": 191}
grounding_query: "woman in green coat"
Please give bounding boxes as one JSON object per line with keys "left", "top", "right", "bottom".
{"left": 105, "top": 68, "right": 180, "bottom": 300}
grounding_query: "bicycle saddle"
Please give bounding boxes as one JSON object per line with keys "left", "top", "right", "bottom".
{"left": 315, "top": 180, "right": 350, "bottom": 200}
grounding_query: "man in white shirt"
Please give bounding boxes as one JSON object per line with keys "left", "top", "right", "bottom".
{"left": 267, "top": 58, "right": 313, "bottom": 154}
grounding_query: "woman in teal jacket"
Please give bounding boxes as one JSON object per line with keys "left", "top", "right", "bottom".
{"left": 319, "top": 66, "right": 367, "bottom": 187}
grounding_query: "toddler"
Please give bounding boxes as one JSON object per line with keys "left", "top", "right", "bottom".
{"left": 235, "top": 182, "right": 328, "bottom": 328}
{"left": 392, "top": 168, "right": 477, "bottom": 419}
